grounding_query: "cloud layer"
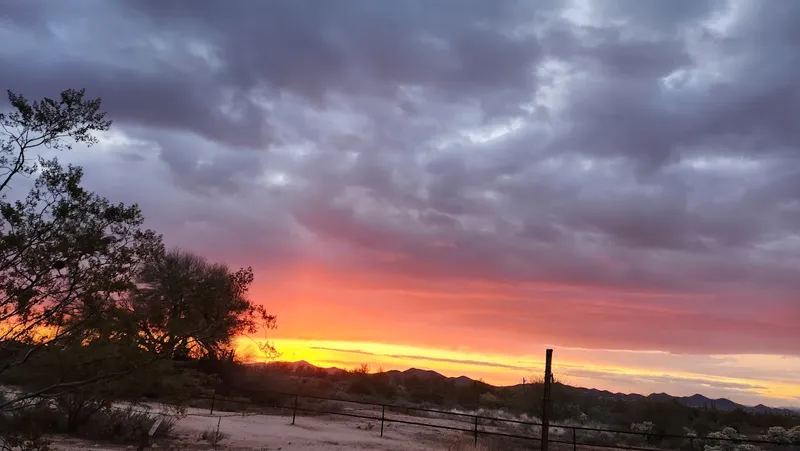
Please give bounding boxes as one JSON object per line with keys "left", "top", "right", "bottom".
{"left": 1, "top": 1, "right": 799, "bottom": 359}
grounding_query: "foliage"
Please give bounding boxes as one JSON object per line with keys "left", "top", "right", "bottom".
{"left": 631, "top": 421, "right": 655, "bottom": 434}
{"left": 75, "top": 405, "right": 178, "bottom": 443}
{"left": 200, "top": 422, "right": 229, "bottom": 447}
{"left": 479, "top": 392, "right": 500, "bottom": 408}
{"left": 0, "top": 88, "right": 111, "bottom": 193}
{"left": 350, "top": 363, "right": 370, "bottom": 375}
{"left": 0, "top": 400, "right": 177, "bottom": 446}
{"left": 126, "top": 248, "right": 277, "bottom": 361}
{"left": 764, "top": 425, "right": 800, "bottom": 443}
{"left": 0, "top": 160, "right": 161, "bottom": 408}
{"left": 0, "top": 432, "right": 51, "bottom": 451}
{"left": 0, "top": 88, "right": 280, "bottom": 446}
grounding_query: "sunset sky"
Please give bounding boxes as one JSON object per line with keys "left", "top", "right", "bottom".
{"left": 1, "top": 1, "right": 799, "bottom": 407}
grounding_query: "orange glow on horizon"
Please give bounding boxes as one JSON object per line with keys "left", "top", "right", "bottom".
{"left": 237, "top": 266, "right": 800, "bottom": 407}
{"left": 234, "top": 337, "right": 800, "bottom": 405}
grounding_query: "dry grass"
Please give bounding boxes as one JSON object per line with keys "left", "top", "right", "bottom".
{"left": 444, "top": 436, "right": 531, "bottom": 451}
{"left": 445, "top": 440, "right": 496, "bottom": 451}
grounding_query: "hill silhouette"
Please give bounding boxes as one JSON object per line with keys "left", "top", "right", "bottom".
{"left": 266, "top": 360, "right": 797, "bottom": 416}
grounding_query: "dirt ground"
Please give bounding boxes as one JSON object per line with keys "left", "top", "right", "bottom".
{"left": 49, "top": 406, "right": 476, "bottom": 451}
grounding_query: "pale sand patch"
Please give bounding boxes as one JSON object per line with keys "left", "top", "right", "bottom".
{"left": 48, "top": 406, "right": 473, "bottom": 451}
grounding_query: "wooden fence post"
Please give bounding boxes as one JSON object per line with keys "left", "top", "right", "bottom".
{"left": 380, "top": 405, "right": 386, "bottom": 437}
{"left": 292, "top": 394, "right": 299, "bottom": 425}
{"left": 572, "top": 427, "right": 577, "bottom": 451}
{"left": 541, "top": 349, "right": 553, "bottom": 451}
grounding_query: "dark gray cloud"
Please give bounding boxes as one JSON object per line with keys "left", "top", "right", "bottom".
{"left": 1, "top": 0, "right": 799, "bottom": 355}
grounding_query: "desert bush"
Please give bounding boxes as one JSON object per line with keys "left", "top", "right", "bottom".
{"left": 0, "top": 398, "right": 55, "bottom": 451}
{"left": 0, "top": 400, "right": 61, "bottom": 433}
{"left": 201, "top": 424, "right": 229, "bottom": 447}
{"left": 445, "top": 435, "right": 531, "bottom": 451}
{"left": 765, "top": 426, "right": 791, "bottom": 443}
{"left": 631, "top": 421, "right": 655, "bottom": 434}
{"left": 789, "top": 426, "right": 800, "bottom": 442}
{"left": 709, "top": 427, "right": 741, "bottom": 440}
{"left": 445, "top": 438, "right": 498, "bottom": 451}
{"left": 2, "top": 400, "right": 178, "bottom": 445}
{"left": 73, "top": 405, "right": 178, "bottom": 443}
{"left": 704, "top": 427, "right": 755, "bottom": 451}
{"left": 0, "top": 431, "right": 52, "bottom": 451}
{"left": 479, "top": 393, "right": 500, "bottom": 408}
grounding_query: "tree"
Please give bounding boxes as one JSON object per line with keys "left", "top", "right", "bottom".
{"left": 0, "top": 89, "right": 160, "bottom": 415}
{"left": 127, "top": 249, "right": 277, "bottom": 362}
{"left": 0, "top": 89, "right": 111, "bottom": 194}
{"left": 0, "top": 160, "right": 163, "bottom": 410}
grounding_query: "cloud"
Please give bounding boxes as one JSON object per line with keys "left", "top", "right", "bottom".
{"left": 310, "top": 346, "right": 533, "bottom": 372}
{"left": 1, "top": 0, "right": 798, "bottom": 360}
{"left": 564, "top": 368, "right": 767, "bottom": 393}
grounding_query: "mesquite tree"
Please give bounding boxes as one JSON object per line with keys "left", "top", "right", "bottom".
{"left": 128, "top": 248, "right": 278, "bottom": 361}
{"left": 0, "top": 89, "right": 111, "bottom": 194}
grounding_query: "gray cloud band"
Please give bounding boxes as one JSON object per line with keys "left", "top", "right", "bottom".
{"left": 1, "top": 0, "right": 798, "bottom": 354}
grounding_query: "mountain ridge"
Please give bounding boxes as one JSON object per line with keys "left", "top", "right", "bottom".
{"left": 266, "top": 360, "right": 798, "bottom": 414}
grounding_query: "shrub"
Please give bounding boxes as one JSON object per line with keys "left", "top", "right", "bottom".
{"left": 765, "top": 426, "right": 790, "bottom": 443}
{"left": 0, "top": 431, "right": 52, "bottom": 451}
{"left": 789, "top": 426, "right": 800, "bottom": 442}
{"left": 631, "top": 421, "right": 655, "bottom": 434}
{"left": 1, "top": 400, "right": 62, "bottom": 433}
{"left": 479, "top": 393, "right": 500, "bottom": 408}
{"left": 0, "top": 399, "right": 56, "bottom": 451}
{"left": 706, "top": 427, "right": 745, "bottom": 451}
{"left": 201, "top": 424, "right": 229, "bottom": 447}
{"left": 75, "top": 405, "right": 178, "bottom": 444}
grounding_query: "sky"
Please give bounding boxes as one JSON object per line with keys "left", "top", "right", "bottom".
{"left": 1, "top": 0, "right": 799, "bottom": 407}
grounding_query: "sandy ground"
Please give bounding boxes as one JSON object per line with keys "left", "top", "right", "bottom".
{"left": 49, "top": 406, "right": 477, "bottom": 451}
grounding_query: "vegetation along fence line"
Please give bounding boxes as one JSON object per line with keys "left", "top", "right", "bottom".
{"left": 197, "top": 388, "right": 800, "bottom": 451}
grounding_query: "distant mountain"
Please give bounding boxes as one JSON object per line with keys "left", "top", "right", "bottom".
{"left": 262, "top": 360, "right": 346, "bottom": 376}
{"left": 402, "top": 368, "right": 447, "bottom": 380}
{"left": 268, "top": 360, "right": 797, "bottom": 416}
{"left": 675, "top": 394, "right": 740, "bottom": 411}
{"left": 385, "top": 368, "right": 487, "bottom": 388}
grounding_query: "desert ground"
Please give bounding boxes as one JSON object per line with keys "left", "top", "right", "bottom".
{"left": 48, "top": 406, "right": 492, "bottom": 451}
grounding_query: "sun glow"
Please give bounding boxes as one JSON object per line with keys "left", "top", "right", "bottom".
{"left": 234, "top": 337, "right": 800, "bottom": 406}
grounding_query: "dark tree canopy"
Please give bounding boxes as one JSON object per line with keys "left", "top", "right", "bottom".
{"left": 0, "top": 89, "right": 278, "bottom": 432}
{"left": 0, "top": 89, "right": 161, "bottom": 411}
{"left": 0, "top": 160, "right": 163, "bottom": 395}
{"left": 129, "top": 249, "right": 277, "bottom": 361}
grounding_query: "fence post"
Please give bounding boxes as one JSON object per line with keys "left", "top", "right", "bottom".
{"left": 292, "top": 394, "right": 299, "bottom": 425}
{"left": 380, "top": 405, "right": 386, "bottom": 437}
{"left": 541, "top": 349, "right": 553, "bottom": 451}
{"left": 474, "top": 415, "right": 479, "bottom": 445}
{"left": 572, "top": 427, "right": 577, "bottom": 451}
{"left": 210, "top": 389, "right": 216, "bottom": 415}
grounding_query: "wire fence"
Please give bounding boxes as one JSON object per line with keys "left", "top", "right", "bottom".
{"left": 189, "top": 388, "right": 800, "bottom": 451}
{"left": 3, "top": 386, "right": 799, "bottom": 450}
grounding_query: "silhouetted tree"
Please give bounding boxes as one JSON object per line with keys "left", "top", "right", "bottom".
{"left": 127, "top": 249, "right": 277, "bottom": 361}
{"left": 0, "top": 88, "right": 111, "bottom": 193}
{"left": 0, "top": 160, "right": 163, "bottom": 410}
